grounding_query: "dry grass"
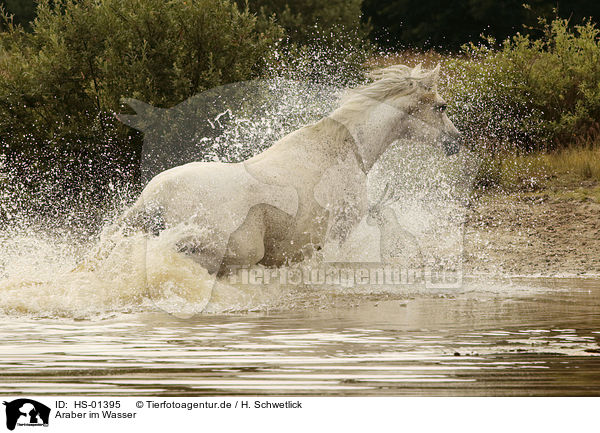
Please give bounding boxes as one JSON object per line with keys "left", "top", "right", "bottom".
{"left": 505, "top": 146, "right": 600, "bottom": 183}
{"left": 542, "top": 146, "right": 600, "bottom": 180}
{"left": 476, "top": 146, "right": 600, "bottom": 201}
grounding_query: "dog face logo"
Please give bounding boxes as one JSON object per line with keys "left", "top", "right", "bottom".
{"left": 3, "top": 399, "right": 50, "bottom": 431}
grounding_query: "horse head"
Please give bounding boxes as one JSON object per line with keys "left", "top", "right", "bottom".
{"left": 330, "top": 63, "right": 461, "bottom": 174}
{"left": 366, "top": 63, "right": 462, "bottom": 157}
{"left": 401, "top": 64, "right": 461, "bottom": 155}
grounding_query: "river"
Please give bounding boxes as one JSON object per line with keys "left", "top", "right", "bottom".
{"left": 1, "top": 277, "right": 599, "bottom": 396}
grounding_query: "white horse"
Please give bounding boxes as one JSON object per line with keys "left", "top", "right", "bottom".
{"left": 119, "top": 64, "right": 460, "bottom": 276}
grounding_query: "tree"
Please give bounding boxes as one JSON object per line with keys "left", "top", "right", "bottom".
{"left": 361, "top": 0, "right": 599, "bottom": 50}
{"left": 246, "top": 0, "right": 369, "bottom": 44}
{"left": 0, "top": 0, "right": 35, "bottom": 29}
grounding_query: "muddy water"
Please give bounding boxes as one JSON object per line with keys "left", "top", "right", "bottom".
{"left": 1, "top": 278, "right": 599, "bottom": 396}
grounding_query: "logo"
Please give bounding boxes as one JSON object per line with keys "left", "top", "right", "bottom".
{"left": 3, "top": 399, "right": 50, "bottom": 431}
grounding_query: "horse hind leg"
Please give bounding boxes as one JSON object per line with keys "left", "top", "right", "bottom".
{"left": 218, "top": 205, "right": 266, "bottom": 276}
{"left": 175, "top": 214, "right": 266, "bottom": 277}
{"left": 175, "top": 233, "right": 230, "bottom": 275}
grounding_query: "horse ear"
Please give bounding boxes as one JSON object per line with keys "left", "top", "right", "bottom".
{"left": 116, "top": 98, "right": 161, "bottom": 130}
{"left": 432, "top": 63, "right": 440, "bottom": 81}
{"left": 420, "top": 64, "right": 440, "bottom": 91}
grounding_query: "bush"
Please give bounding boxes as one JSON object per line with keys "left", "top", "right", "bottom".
{"left": 0, "top": 0, "right": 282, "bottom": 218}
{"left": 0, "top": 0, "right": 281, "bottom": 147}
{"left": 442, "top": 18, "right": 600, "bottom": 153}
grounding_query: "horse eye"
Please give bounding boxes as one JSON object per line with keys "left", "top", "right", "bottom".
{"left": 435, "top": 104, "right": 447, "bottom": 113}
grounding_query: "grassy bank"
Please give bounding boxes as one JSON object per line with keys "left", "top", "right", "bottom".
{"left": 475, "top": 147, "right": 600, "bottom": 201}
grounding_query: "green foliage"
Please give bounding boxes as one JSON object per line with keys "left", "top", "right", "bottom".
{"left": 442, "top": 18, "right": 600, "bottom": 153}
{"left": 245, "top": 0, "right": 372, "bottom": 87}
{"left": 264, "top": 31, "right": 372, "bottom": 88}
{"left": 0, "top": 0, "right": 283, "bottom": 224}
{"left": 0, "top": 0, "right": 282, "bottom": 181}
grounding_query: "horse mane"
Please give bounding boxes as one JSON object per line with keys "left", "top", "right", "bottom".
{"left": 306, "top": 64, "right": 436, "bottom": 148}
{"left": 340, "top": 64, "right": 435, "bottom": 113}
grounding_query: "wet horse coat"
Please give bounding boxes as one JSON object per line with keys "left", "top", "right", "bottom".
{"left": 120, "top": 64, "right": 460, "bottom": 275}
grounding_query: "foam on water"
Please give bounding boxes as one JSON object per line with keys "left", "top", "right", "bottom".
{"left": 0, "top": 222, "right": 302, "bottom": 318}
{"left": 0, "top": 195, "right": 472, "bottom": 320}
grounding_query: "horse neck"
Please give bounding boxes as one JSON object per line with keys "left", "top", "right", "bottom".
{"left": 328, "top": 103, "right": 408, "bottom": 172}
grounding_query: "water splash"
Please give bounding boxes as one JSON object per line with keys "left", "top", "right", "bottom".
{"left": 0, "top": 62, "right": 478, "bottom": 319}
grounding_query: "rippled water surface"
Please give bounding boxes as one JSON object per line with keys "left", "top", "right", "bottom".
{"left": 1, "top": 278, "right": 599, "bottom": 396}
